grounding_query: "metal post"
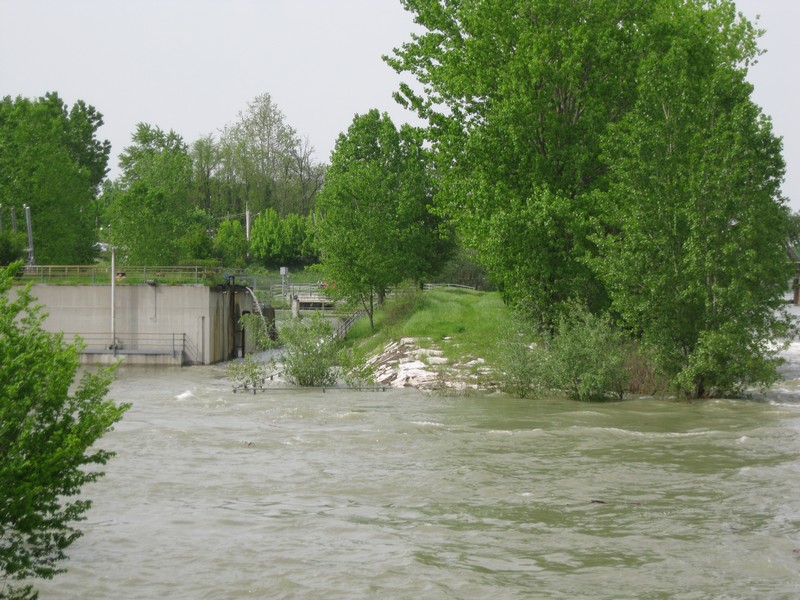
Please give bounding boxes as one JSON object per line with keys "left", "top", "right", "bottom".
{"left": 23, "top": 204, "right": 34, "bottom": 266}
{"left": 111, "top": 247, "right": 116, "bottom": 352}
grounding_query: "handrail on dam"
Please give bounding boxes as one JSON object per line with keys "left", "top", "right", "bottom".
{"left": 17, "top": 265, "right": 239, "bottom": 285}
{"left": 66, "top": 332, "right": 189, "bottom": 358}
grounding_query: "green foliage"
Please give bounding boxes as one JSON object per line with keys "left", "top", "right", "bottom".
{"left": 434, "top": 246, "right": 490, "bottom": 290}
{"left": 496, "top": 315, "right": 544, "bottom": 399}
{"left": 249, "top": 209, "right": 316, "bottom": 266}
{"left": 543, "top": 304, "right": 630, "bottom": 402}
{"left": 179, "top": 209, "right": 214, "bottom": 261}
{"left": 0, "top": 93, "right": 109, "bottom": 264}
{"left": 337, "top": 346, "right": 376, "bottom": 389}
{"left": 0, "top": 231, "right": 26, "bottom": 266}
{"left": 315, "top": 110, "right": 452, "bottom": 328}
{"left": 594, "top": 0, "right": 792, "bottom": 397}
{"left": 212, "top": 219, "right": 248, "bottom": 268}
{"left": 388, "top": 0, "right": 792, "bottom": 398}
{"left": 0, "top": 263, "right": 128, "bottom": 598}
{"left": 189, "top": 94, "right": 324, "bottom": 220}
{"left": 278, "top": 313, "right": 339, "bottom": 387}
{"left": 496, "top": 304, "right": 630, "bottom": 401}
{"left": 226, "top": 354, "right": 273, "bottom": 391}
{"left": 240, "top": 312, "right": 276, "bottom": 351}
{"left": 106, "top": 124, "right": 194, "bottom": 265}
{"left": 386, "top": 0, "right": 642, "bottom": 327}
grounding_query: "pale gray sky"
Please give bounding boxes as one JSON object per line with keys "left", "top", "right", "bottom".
{"left": 1, "top": 0, "right": 798, "bottom": 210}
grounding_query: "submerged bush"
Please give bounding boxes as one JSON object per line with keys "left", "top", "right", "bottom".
{"left": 227, "top": 353, "right": 273, "bottom": 391}
{"left": 496, "top": 315, "right": 545, "bottom": 398}
{"left": 337, "top": 345, "right": 376, "bottom": 389}
{"left": 279, "top": 313, "right": 339, "bottom": 387}
{"left": 545, "top": 303, "right": 630, "bottom": 402}
{"left": 497, "top": 303, "right": 631, "bottom": 401}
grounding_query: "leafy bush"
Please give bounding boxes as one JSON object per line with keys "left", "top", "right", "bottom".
{"left": 240, "top": 312, "right": 277, "bottom": 351}
{"left": 672, "top": 324, "right": 786, "bottom": 398}
{"left": 0, "top": 231, "right": 26, "bottom": 266}
{"left": 0, "top": 263, "right": 129, "bottom": 598}
{"left": 279, "top": 313, "right": 339, "bottom": 387}
{"left": 496, "top": 315, "right": 545, "bottom": 398}
{"left": 337, "top": 345, "right": 376, "bottom": 389}
{"left": 226, "top": 354, "right": 274, "bottom": 391}
{"left": 544, "top": 303, "right": 630, "bottom": 402}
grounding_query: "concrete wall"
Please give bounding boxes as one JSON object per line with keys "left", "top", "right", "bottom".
{"left": 13, "top": 283, "right": 259, "bottom": 365}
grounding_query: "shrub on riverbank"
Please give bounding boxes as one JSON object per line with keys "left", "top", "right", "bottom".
{"left": 346, "top": 287, "right": 661, "bottom": 400}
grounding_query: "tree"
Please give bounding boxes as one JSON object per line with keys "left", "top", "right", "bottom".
{"left": 595, "top": 0, "right": 793, "bottom": 397}
{"left": 0, "top": 263, "right": 128, "bottom": 599}
{"left": 0, "top": 93, "right": 110, "bottom": 264}
{"left": 197, "top": 94, "right": 326, "bottom": 220}
{"left": 315, "top": 110, "right": 451, "bottom": 328}
{"left": 179, "top": 208, "right": 214, "bottom": 262}
{"left": 212, "top": 219, "right": 248, "bottom": 268}
{"left": 249, "top": 209, "right": 316, "bottom": 266}
{"left": 249, "top": 208, "right": 284, "bottom": 266}
{"left": 190, "top": 134, "right": 221, "bottom": 214}
{"left": 386, "top": 0, "right": 647, "bottom": 327}
{"left": 106, "top": 124, "right": 194, "bottom": 265}
{"left": 388, "top": 0, "right": 793, "bottom": 397}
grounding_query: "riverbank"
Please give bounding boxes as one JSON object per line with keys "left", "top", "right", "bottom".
{"left": 341, "top": 288, "right": 800, "bottom": 399}
{"left": 343, "top": 288, "right": 509, "bottom": 392}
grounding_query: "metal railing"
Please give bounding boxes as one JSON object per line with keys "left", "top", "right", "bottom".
{"left": 17, "top": 265, "right": 237, "bottom": 285}
{"left": 66, "top": 332, "right": 188, "bottom": 358}
{"left": 247, "top": 282, "right": 339, "bottom": 308}
{"left": 423, "top": 283, "right": 477, "bottom": 291}
{"left": 335, "top": 309, "right": 368, "bottom": 339}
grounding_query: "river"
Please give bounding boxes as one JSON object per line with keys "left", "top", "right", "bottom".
{"left": 32, "top": 353, "right": 800, "bottom": 599}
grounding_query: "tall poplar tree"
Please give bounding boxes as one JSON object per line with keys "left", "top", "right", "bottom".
{"left": 386, "top": 0, "right": 649, "bottom": 326}
{"left": 595, "top": 0, "right": 792, "bottom": 396}
{"left": 387, "top": 0, "right": 793, "bottom": 396}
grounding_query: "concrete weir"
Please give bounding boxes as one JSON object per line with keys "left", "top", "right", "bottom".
{"left": 14, "top": 283, "right": 262, "bottom": 366}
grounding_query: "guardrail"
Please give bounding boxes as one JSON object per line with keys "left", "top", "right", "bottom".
{"left": 423, "top": 283, "right": 477, "bottom": 291}
{"left": 66, "top": 332, "right": 188, "bottom": 358}
{"left": 18, "top": 265, "right": 237, "bottom": 285}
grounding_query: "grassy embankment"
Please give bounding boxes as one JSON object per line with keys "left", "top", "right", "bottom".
{"left": 342, "top": 286, "right": 512, "bottom": 380}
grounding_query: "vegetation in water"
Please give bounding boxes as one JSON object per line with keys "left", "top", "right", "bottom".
{"left": 277, "top": 313, "right": 340, "bottom": 387}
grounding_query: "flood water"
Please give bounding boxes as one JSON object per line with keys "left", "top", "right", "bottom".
{"left": 32, "top": 355, "right": 800, "bottom": 599}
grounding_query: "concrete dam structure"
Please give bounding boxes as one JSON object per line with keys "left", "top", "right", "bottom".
{"left": 16, "top": 283, "right": 265, "bottom": 366}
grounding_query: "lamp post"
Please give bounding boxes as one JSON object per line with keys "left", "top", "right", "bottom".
{"left": 110, "top": 246, "right": 116, "bottom": 353}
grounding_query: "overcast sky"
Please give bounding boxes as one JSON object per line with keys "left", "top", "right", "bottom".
{"left": 1, "top": 0, "right": 798, "bottom": 210}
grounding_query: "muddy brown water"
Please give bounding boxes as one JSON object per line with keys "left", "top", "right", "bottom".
{"left": 30, "top": 361, "right": 800, "bottom": 599}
